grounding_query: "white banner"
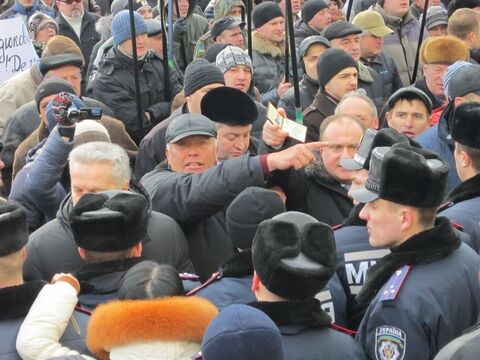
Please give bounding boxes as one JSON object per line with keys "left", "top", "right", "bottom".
{"left": 0, "top": 17, "right": 39, "bottom": 85}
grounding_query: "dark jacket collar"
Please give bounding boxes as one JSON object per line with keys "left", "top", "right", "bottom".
{"left": 444, "top": 173, "right": 480, "bottom": 205}
{"left": 220, "top": 249, "right": 253, "bottom": 278}
{"left": 437, "top": 102, "right": 455, "bottom": 147}
{"left": 415, "top": 76, "right": 444, "bottom": 109}
{"left": 0, "top": 280, "right": 46, "bottom": 320}
{"left": 75, "top": 257, "right": 146, "bottom": 294}
{"left": 249, "top": 299, "right": 331, "bottom": 333}
{"left": 356, "top": 217, "right": 460, "bottom": 305}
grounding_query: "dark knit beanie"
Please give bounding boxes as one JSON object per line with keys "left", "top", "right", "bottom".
{"left": 316, "top": 48, "right": 358, "bottom": 89}
{"left": 111, "top": 10, "right": 148, "bottom": 46}
{"left": 253, "top": 1, "right": 283, "bottom": 28}
{"left": 301, "top": 0, "right": 329, "bottom": 23}
{"left": 183, "top": 59, "right": 225, "bottom": 96}
{"left": 226, "top": 187, "right": 285, "bottom": 249}
{"left": 35, "top": 77, "right": 76, "bottom": 111}
{"left": 204, "top": 43, "right": 229, "bottom": 63}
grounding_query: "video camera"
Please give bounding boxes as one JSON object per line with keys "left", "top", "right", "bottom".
{"left": 67, "top": 106, "right": 103, "bottom": 122}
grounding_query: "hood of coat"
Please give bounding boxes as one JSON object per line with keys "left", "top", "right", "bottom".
{"left": 358, "top": 61, "right": 373, "bottom": 83}
{"left": 214, "top": 0, "right": 244, "bottom": 19}
{"left": 158, "top": 0, "right": 197, "bottom": 20}
{"left": 95, "top": 14, "right": 112, "bottom": 41}
{"left": 252, "top": 31, "right": 283, "bottom": 58}
{"left": 372, "top": 3, "right": 416, "bottom": 30}
{"left": 87, "top": 296, "right": 218, "bottom": 360}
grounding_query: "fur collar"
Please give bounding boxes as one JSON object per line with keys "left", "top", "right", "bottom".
{"left": 87, "top": 296, "right": 218, "bottom": 360}
{"left": 0, "top": 280, "right": 46, "bottom": 320}
{"left": 220, "top": 249, "right": 253, "bottom": 278}
{"left": 356, "top": 217, "right": 460, "bottom": 305}
{"left": 304, "top": 151, "right": 342, "bottom": 187}
{"left": 444, "top": 173, "right": 480, "bottom": 205}
{"left": 252, "top": 31, "right": 284, "bottom": 58}
{"left": 342, "top": 203, "right": 367, "bottom": 227}
{"left": 249, "top": 299, "right": 331, "bottom": 332}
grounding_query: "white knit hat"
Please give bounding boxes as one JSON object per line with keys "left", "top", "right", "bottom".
{"left": 74, "top": 120, "right": 111, "bottom": 147}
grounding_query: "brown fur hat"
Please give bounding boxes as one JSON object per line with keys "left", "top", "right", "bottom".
{"left": 87, "top": 296, "right": 218, "bottom": 360}
{"left": 420, "top": 35, "right": 469, "bottom": 65}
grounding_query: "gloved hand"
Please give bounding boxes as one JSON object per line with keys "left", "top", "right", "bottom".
{"left": 173, "top": 17, "right": 187, "bottom": 38}
{"left": 50, "top": 92, "right": 76, "bottom": 139}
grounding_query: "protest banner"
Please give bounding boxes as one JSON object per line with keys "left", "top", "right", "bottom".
{"left": 0, "top": 17, "right": 39, "bottom": 85}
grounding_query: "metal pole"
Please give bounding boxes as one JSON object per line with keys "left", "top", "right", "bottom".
{"left": 246, "top": 0, "right": 252, "bottom": 59}
{"left": 127, "top": 0, "right": 144, "bottom": 140}
{"left": 284, "top": 17, "right": 290, "bottom": 83}
{"left": 285, "top": 0, "right": 302, "bottom": 124}
{"left": 159, "top": 0, "right": 172, "bottom": 101}
{"left": 346, "top": 0, "right": 354, "bottom": 22}
{"left": 167, "top": 0, "right": 174, "bottom": 65}
{"left": 411, "top": 0, "right": 429, "bottom": 85}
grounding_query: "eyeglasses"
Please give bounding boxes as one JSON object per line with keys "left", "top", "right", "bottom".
{"left": 38, "top": 24, "right": 57, "bottom": 31}
{"left": 58, "top": 0, "right": 82, "bottom": 5}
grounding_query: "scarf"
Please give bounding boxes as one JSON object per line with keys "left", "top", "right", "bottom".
{"left": 13, "top": 0, "right": 39, "bottom": 15}
{"left": 356, "top": 217, "right": 460, "bottom": 305}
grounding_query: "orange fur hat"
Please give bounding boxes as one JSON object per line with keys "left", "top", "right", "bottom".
{"left": 420, "top": 35, "right": 469, "bottom": 65}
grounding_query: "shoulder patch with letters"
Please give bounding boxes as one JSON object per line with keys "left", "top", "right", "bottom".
{"left": 375, "top": 325, "right": 406, "bottom": 360}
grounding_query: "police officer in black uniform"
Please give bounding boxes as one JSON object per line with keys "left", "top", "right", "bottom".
{"left": 352, "top": 144, "right": 480, "bottom": 360}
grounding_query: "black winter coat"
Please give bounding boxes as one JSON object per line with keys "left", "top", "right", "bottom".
{"left": 294, "top": 21, "right": 320, "bottom": 48}
{"left": 278, "top": 74, "right": 318, "bottom": 121}
{"left": 141, "top": 156, "right": 267, "bottom": 281}
{"left": 302, "top": 90, "right": 337, "bottom": 142}
{"left": 270, "top": 163, "right": 353, "bottom": 226}
{"left": 56, "top": 11, "right": 101, "bottom": 83}
{"left": 362, "top": 51, "right": 402, "bottom": 102}
{"left": 92, "top": 47, "right": 182, "bottom": 144}
{"left": 23, "top": 190, "right": 193, "bottom": 282}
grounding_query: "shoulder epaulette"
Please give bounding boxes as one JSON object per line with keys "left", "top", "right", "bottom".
{"left": 332, "top": 224, "right": 343, "bottom": 231}
{"left": 380, "top": 265, "right": 411, "bottom": 302}
{"left": 438, "top": 201, "right": 455, "bottom": 212}
{"left": 186, "top": 271, "right": 221, "bottom": 296}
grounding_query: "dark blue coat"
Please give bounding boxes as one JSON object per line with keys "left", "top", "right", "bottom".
{"left": 193, "top": 250, "right": 349, "bottom": 325}
{"left": 250, "top": 299, "right": 367, "bottom": 360}
{"left": 335, "top": 224, "right": 390, "bottom": 329}
{"left": 439, "top": 173, "right": 480, "bottom": 253}
{"left": 415, "top": 103, "right": 460, "bottom": 194}
{"left": 356, "top": 243, "right": 480, "bottom": 360}
{"left": 0, "top": 280, "right": 89, "bottom": 360}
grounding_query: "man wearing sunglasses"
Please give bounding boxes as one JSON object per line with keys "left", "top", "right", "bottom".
{"left": 55, "top": 0, "right": 100, "bottom": 80}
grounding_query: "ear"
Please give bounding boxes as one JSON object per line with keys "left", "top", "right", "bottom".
{"left": 131, "top": 242, "right": 143, "bottom": 257}
{"left": 121, "top": 181, "right": 129, "bottom": 191}
{"left": 373, "top": 117, "right": 380, "bottom": 130}
{"left": 459, "top": 148, "right": 471, "bottom": 168}
{"left": 454, "top": 97, "right": 464, "bottom": 107}
{"left": 399, "top": 207, "right": 414, "bottom": 233}
{"left": 21, "top": 246, "right": 27, "bottom": 261}
{"left": 252, "top": 271, "right": 260, "bottom": 293}
{"left": 78, "top": 247, "right": 86, "bottom": 260}
{"left": 385, "top": 111, "right": 392, "bottom": 126}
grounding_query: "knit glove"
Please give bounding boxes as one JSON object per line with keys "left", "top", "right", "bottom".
{"left": 51, "top": 92, "right": 76, "bottom": 139}
{"left": 173, "top": 17, "right": 187, "bottom": 38}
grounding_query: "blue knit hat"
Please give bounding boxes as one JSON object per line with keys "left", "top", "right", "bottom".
{"left": 201, "top": 304, "right": 285, "bottom": 360}
{"left": 111, "top": 10, "right": 148, "bottom": 46}
{"left": 46, "top": 93, "right": 85, "bottom": 132}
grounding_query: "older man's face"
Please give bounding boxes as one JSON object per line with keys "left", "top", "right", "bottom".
{"left": 320, "top": 120, "right": 364, "bottom": 183}
{"left": 166, "top": 135, "right": 217, "bottom": 173}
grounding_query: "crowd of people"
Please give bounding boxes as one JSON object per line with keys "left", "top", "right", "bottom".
{"left": 1, "top": 0, "right": 480, "bottom": 358}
